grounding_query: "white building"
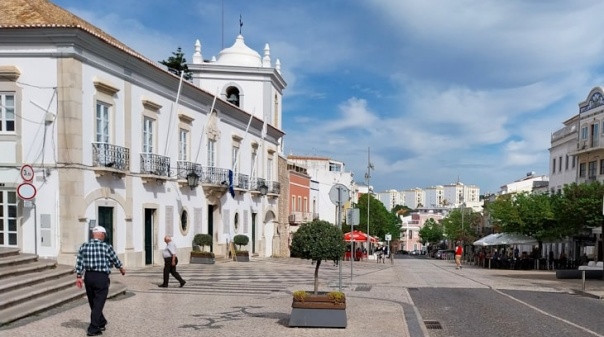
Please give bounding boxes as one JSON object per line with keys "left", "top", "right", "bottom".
{"left": 499, "top": 172, "right": 549, "bottom": 195}
{"left": 443, "top": 181, "right": 480, "bottom": 207}
{"left": 376, "top": 189, "right": 404, "bottom": 211}
{"left": 286, "top": 156, "right": 354, "bottom": 225}
{"left": 549, "top": 116, "right": 578, "bottom": 193}
{"left": 0, "top": 1, "right": 286, "bottom": 266}
{"left": 403, "top": 188, "right": 425, "bottom": 209}
{"left": 424, "top": 185, "right": 445, "bottom": 208}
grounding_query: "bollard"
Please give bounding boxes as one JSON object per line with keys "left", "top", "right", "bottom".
{"left": 582, "top": 270, "right": 586, "bottom": 292}
{"left": 489, "top": 259, "right": 491, "bottom": 269}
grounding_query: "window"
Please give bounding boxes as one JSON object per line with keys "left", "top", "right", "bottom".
{"left": 95, "top": 102, "right": 110, "bottom": 143}
{"left": 291, "top": 196, "right": 296, "bottom": 212}
{"left": 0, "top": 94, "right": 15, "bottom": 132}
{"left": 178, "top": 129, "right": 188, "bottom": 161}
{"left": 0, "top": 191, "right": 18, "bottom": 245}
{"left": 558, "top": 156, "right": 562, "bottom": 172}
{"left": 581, "top": 126, "right": 588, "bottom": 140}
{"left": 180, "top": 209, "right": 188, "bottom": 232}
{"left": 589, "top": 161, "right": 597, "bottom": 178}
{"left": 304, "top": 197, "right": 308, "bottom": 212}
{"left": 267, "top": 158, "right": 273, "bottom": 181}
{"left": 226, "top": 86, "right": 240, "bottom": 107}
{"left": 232, "top": 146, "right": 239, "bottom": 174}
{"left": 552, "top": 158, "right": 556, "bottom": 174}
{"left": 250, "top": 152, "right": 257, "bottom": 179}
{"left": 329, "top": 162, "right": 342, "bottom": 172}
{"left": 142, "top": 117, "right": 154, "bottom": 153}
{"left": 297, "top": 196, "right": 302, "bottom": 212}
{"left": 593, "top": 123, "right": 600, "bottom": 147}
{"left": 207, "top": 139, "right": 216, "bottom": 167}
{"left": 579, "top": 163, "right": 586, "bottom": 177}
{"left": 565, "top": 155, "right": 569, "bottom": 171}
{"left": 572, "top": 156, "right": 576, "bottom": 169}
{"left": 600, "top": 159, "right": 604, "bottom": 175}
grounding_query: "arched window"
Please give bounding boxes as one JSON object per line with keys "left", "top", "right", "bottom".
{"left": 226, "top": 86, "right": 240, "bottom": 107}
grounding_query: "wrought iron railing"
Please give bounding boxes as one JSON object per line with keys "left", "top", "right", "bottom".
{"left": 250, "top": 177, "right": 267, "bottom": 192}
{"left": 267, "top": 180, "right": 280, "bottom": 194}
{"left": 92, "top": 142, "right": 130, "bottom": 171}
{"left": 177, "top": 161, "right": 203, "bottom": 180}
{"left": 233, "top": 173, "right": 249, "bottom": 189}
{"left": 201, "top": 166, "right": 230, "bottom": 185}
{"left": 140, "top": 153, "right": 171, "bottom": 177}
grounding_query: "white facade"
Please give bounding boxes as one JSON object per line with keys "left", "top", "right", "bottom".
{"left": 443, "top": 182, "right": 480, "bottom": 206}
{"left": 0, "top": 5, "right": 286, "bottom": 265}
{"left": 424, "top": 185, "right": 445, "bottom": 208}
{"left": 549, "top": 116, "right": 578, "bottom": 193}
{"left": 403, "top": 188, "right": 425, "bottom": 209}
{"left": 286, "top": 156, "right": 354, "bottom": 225}
{"left": 376, "top": 189, "right": 404, "bottom": 211}
{"left": 499, "top": 172, "right": 550, "bottom": 195}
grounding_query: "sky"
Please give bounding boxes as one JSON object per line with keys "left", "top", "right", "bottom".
{"left": 53, "top": 0, "right": 604, "bottom": 194}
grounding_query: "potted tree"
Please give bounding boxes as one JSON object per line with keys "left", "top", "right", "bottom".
{"left": 190, "top": 233, "right": 215, "bottom": 264}
{"left": 288, "top": 219, "right": 347, "bottom": 328}
{"left": 232, "top": 234, "right": 250, "bottom": 262}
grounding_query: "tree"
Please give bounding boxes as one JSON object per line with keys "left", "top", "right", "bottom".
{"left": 289, "top": 220, "right": 346, "bottom": 294}
{"left": 357, "top": 194, "right": 401, "bottom": 241}
{"left": 555, "top": 182, "right": 604, "bottom": 236}
{"left": 441, "top": 208, "right": 481, "bottom": 243}
{"left": 159, "top": 47, "right": 192, "bottom": 81}
{"left": 418, "top": 218, "right": 443, "bottom": 246}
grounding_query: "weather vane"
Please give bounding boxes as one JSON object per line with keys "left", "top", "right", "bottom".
{"left": 239, "top": 14, "right": 243, "bottom": 35}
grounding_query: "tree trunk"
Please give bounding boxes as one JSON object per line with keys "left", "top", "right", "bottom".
{"left": 314, "top": 260, "right": 321, "bottom": 295}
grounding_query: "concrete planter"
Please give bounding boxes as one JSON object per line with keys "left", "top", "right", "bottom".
{"left": 190, "top": 255, "right": 215, "bottom": 264}
{"left": 289, "top": 293, "right": 347, "bottom": 328}
{"left": 235, "top": 255, "right": 249, "bottom": 262}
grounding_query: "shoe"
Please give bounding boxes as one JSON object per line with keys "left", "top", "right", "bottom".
{"left": 158, "top": 284, "right": 168, "bottom": 288}
{"left": 87, "top": 331, "right": 103, "bottom": 336}
{"left": 179, "top": 281, "right": 186, "bottom": 288}
{"left": 100, "top": 327, "right": 106, "bottom": 331}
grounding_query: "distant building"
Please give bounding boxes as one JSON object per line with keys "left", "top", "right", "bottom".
{"left": 499, "top": 172, "right": 549, "bottom": 195}
{"left": 287, "top": 156, "right": 354, "bottom": 225}
{"left": 399, "top": 209, "right": 446, "bottom": 252}
{"left": 376, "top": 189, "right": 404, "bottom": 211}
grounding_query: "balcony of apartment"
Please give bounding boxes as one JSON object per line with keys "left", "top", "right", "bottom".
{"left": 92, "top": 142, "right": 130, "bottom": 177}
{"left": 266, "top": 180, "right": 280, "bottom": 197}
{"left": 250, "top": 177, "right": 268, "bottom": 197}
{"left": 571, "top": 137, "right": 604, "bottom": 156}
{"left": 232, "top": 173, "right": 250, "bottom": 194}
{"left": 200, "top": 166, "right": 230, "bottom": 198}
{"left": 288, "top": 211, "right": 313, "bottom": 225}
{"left": 140, "top": 153, "right": 171, "bottom": 183}
{"left": 176, "top": 160, "right": 203, "bottom": 190}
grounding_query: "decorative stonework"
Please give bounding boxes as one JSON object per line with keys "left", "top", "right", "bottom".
{"left": 581, "top": 92, "right": 604, "bottom": 113}
{"left": 93, "top": 79, "right": 120, "bottom": 96}
{"left": 142, "top": 99, "right": 162, "bottom": 111}
{"left": 0, "top": 66, "right": 21, "bottom": 80}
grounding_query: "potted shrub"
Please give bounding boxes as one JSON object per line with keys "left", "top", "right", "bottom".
{"left": 232, "top": 234, "right": 250, "bottom": 262}
{"left": 288, "top": 219, "right": 347, "bottom": 328}
{"left": 190, "top": 233, "right": 215, "bottom": 264}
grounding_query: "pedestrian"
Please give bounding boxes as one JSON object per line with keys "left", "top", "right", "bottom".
{"left": 455, "top": 242, "right": 463, "bottom": 270}
{"left": 74, "top": 225, "right": 125, "bottom": 336}
{"left": 158, "top": 235, "right": 186, "bottom": 288}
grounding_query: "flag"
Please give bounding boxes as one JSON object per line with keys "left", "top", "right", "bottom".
{"left": 228, "top": 170, "right": 235, "bottom": 198}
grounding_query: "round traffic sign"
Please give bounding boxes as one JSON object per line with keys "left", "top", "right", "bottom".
{"left": 329, "top": 183, "right": 350, "bottom": 205}
{"left": 20, "top": 165, "right": 34, "bottom": 181}
{"left": 17, "top": 182, "right": 37, "bottom": 200}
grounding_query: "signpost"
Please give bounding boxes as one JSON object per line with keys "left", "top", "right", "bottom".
{"left": 385, "top": 233, "right": 392, "bottom": 264}
{"left": 18, "top": 165, "right": 37, "bottom": 255}
{"left": 329, "top": 183, "right": 350, "bottom": 291}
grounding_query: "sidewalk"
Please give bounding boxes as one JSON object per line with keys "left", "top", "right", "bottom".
{"left": 1, "top": 257, "right": 602, "bottom": 337}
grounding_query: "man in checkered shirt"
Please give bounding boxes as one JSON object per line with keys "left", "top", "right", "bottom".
{"left": 75, "top": 225, "right": 125, "bottom": 336}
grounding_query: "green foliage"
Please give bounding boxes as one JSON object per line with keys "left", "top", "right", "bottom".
{"left": 555, "top": 182, "right": 604, "bottom": 235}
{"left": 159, "top": 47, "right": 192, "bottom": 81}
{"left": 190, "top": 250, "right": 214, "bottom": 258}
{"left": 233, "top": 234, "right": 249, "bottom": 249}
{"left": 391, "top": 205, "right": 413, "bottom": 217}
{"left": 441, "top": 207, "right": 481, "bottom": 243}
{"left": 418, "top": 218, "right": 443, "bottom": 245}
{"left": 290, "top": 219, "right": 346, "bottom": 294}
{"left": 193, "top": 234, "right": 212, "bottom": 249}
{"left": 356, "top": 194, "right": 401, "bottom": 241}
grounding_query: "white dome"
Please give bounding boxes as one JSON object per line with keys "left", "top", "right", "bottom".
{"left": 215, "top": 35, "right": 262, "bottom": 67}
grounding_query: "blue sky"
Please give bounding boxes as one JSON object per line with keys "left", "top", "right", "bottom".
{"left": 53, "top": 0, "right": 604, "bottom": 194}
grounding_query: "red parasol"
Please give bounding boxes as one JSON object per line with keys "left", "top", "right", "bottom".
{"left": 343, "top": 230, "right": 378, "bottom": 243}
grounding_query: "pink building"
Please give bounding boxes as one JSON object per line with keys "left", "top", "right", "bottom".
{"left": 399, "top": 210, "right": 445, "bottom": 252}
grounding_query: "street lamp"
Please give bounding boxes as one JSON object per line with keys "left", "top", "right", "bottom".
{"left": 258, "top": 184, "right": 268, "bottom": 196}
{"left": 186, "top": 171, "right": 200, "bottom": 190}
{"left": 365, "top": 147, "right": 374, "bottom": 254}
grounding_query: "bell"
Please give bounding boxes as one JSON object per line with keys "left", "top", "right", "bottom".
{"left": 227, "top": 93, "right": 239, "bottom": 105}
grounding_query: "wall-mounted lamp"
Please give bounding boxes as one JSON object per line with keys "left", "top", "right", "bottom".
{"left": 186, "top": 172, "right": 200, "bottom": 190}
{"left": 258, "top": 184, "right": 268, "bottom": 196}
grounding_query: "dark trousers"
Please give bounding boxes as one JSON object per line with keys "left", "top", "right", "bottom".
{"left": 162, "top": 257, "right": 185, "bottom": 286}
{"left": 84, "top": 271, "right": 109, "bottom": 334}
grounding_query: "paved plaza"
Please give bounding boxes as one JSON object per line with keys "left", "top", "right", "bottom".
{"left": 2, "top": 257, "right": 603, "bottom": 337}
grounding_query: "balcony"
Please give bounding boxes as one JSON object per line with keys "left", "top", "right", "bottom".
{"left": 140, "top": 153, "right": 171, "bottom": 182}
{"left": 267, "top": 181, "right": 280, "bottom": 195}
{"left": 233, "top": 173, "right": 250, "bottom": 190}
{"left": 201, "top": 166, "right": 230, "bottom": 199}
{"left": 92, "top": 142, "right": 130, "bottom": 177}
{"left": 572, "top": 138, "right": 604, "bottom": 156}
{"left": 250, "top": 177, "right": 267, "bottom": 197}
{"left": 288, "top": 212, "right": 313, "bottom": 225}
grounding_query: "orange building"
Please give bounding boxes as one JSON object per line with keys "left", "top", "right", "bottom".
{"left": 287, "top": 162, "right": 312, "bottom": 231}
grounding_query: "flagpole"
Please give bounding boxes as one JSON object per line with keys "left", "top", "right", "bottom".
{"left": 194, "top": 87, "right": 219, "bottom": 164}
{"left": 164, "top": 70, "right": 185, "bottom": 157}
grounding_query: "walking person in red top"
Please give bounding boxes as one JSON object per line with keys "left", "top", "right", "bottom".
{"left": 455, "top": 242, "right": 463, "bottom": 270}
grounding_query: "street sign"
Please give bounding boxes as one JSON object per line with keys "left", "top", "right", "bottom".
{"left": 329, "top": 184, "right": 350, "bottom": 205}
{"left": 17, "top": 182, "right": 37, "bottom": 200}
{"left": 346, "top": 208, "right": 360, "bottom": 226}
{"left": 385, "top": 233, "right": 392, "bottom": 241}
{"left": 20, "top": 165, "right": 34, "bottom": 181}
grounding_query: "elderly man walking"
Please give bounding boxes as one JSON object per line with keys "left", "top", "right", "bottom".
{"left": 158, "top": 235, "right": 186, "bottom": 288}
{"left": 75, "top": 226, "right": 125, "bottom": 336}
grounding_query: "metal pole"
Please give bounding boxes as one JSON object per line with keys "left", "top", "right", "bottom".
{"left": 366, "top": 147, "right": 372, "bottom": 257}
{"left": 34, "top": 202, "right": 38, "bottom": 256}
{"left": 337, "top": 188, "right": 342, "bottom": 292}
{"left": 582, "top": 270, "right": 586, "bottom": 292}
{"left": 350, "top": 237, "right": 354, "bottom": 282}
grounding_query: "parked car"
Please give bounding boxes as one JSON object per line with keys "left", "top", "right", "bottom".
{"left": 435, "top": 249, "right": 455, "bottom": 259}
{"left": 396, "top": 249, "right": 408, "bottom": 255}
{"left": 410, "top": 250, "right": 420, "bottom": 255}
